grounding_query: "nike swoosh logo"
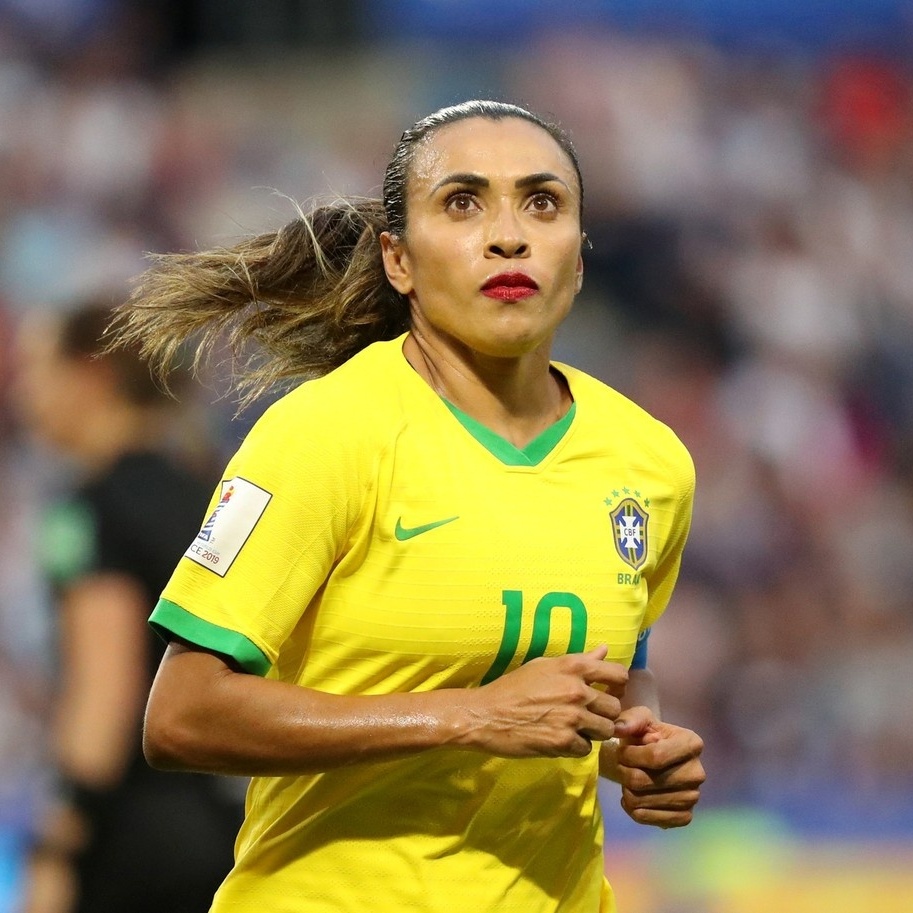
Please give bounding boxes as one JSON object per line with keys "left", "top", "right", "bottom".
{"left": 395, "top": 516, "right": 459, "bottom": 541}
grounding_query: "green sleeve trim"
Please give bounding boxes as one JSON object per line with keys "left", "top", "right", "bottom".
{"left": 149, "top": 598, "right": 272, "bottom": 677}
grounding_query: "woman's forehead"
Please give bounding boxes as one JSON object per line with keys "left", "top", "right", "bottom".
{"left": 407, "top": 117, "right": 580, "bottom": 191}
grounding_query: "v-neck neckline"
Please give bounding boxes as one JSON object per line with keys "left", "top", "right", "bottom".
{"left": 441, "top": 399, "right": 576, "bottom": 466}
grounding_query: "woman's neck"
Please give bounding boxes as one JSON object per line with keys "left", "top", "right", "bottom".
{"left": 403, "top": 330, "right": 572, "bottom": 449}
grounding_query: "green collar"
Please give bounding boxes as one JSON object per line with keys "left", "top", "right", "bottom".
{"left": 442, "top": 400, "right": 576, "bottom": 466}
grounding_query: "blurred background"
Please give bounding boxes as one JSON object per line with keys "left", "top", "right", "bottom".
{"left": 1, "top": 1, "right": 913, "bottom": 911}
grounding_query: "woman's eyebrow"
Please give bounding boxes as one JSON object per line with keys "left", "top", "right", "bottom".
{"left": 515, "top": 171, "right": 568, "bottom": 189}
{"left": 430, "top": 172, "right": 488, "bottom": 195}
{"left": 430, "top": 171, "right": 569, "bottom": 195}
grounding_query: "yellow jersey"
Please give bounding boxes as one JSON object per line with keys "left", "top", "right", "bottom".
{"left": 151, "top": 334, "right": 695, "bottom": 913}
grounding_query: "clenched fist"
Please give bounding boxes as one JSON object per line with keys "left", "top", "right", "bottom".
{"left": 600, "top": 705, "right": 705, "bottom": 828}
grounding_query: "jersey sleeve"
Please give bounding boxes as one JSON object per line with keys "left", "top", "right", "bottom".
{"left": 151, "top": 385, "right": 375, "bottom": 674}
{"left": 642, "top": 436, "right": 695, "bottom": 631}
{"left": 629, "top": 627, "right": 650, "bottom": 669}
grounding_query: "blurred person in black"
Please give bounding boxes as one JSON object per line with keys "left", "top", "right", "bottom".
{"left": 14, "top": 299, "right": 241, "bottom": 913}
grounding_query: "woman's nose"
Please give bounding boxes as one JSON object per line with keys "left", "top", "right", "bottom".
{"left": 484, "top": 207, "right": 529, "bottom": 258}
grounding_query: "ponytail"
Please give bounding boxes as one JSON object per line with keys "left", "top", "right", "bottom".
{"left": 107, "top": 198, "right": 408, "bottom": 405}
{"left": 109, "top": 99, "right": 581, "bottom": 408}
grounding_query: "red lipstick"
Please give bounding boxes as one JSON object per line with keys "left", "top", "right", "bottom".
{"left": 481, "top": 272, "right": 539, "bottom": 301}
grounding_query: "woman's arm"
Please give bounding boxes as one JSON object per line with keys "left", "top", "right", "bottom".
{"left": 143, "top": 642, "right": 630, "bottom": 774}
{"left": 598, "top": 666, "right": 659, "bottom": 783}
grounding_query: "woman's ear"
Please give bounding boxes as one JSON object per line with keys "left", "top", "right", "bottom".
{"left": 575, "top": 231, "right": 589, "bottom": 294}
{"left": 380, "top": 231, "right": 413, "bottom": 296}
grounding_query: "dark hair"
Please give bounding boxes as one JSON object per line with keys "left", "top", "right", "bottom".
{"left": 383, "top": 99, "right": 584, "bottom": 237}
{"left": 107, "top": 100, "right": 584, "bottom": 405}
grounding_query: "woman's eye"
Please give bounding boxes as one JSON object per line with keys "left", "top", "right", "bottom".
{"left": 445, "top": 192, "right": 479, "bottom": 214}
{"left": 528, "top": 192, "right": 559, "bottom": 214}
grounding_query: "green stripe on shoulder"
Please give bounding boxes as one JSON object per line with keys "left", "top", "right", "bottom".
{"left": 150, "top": 598, "right": 271, "bottom": 677}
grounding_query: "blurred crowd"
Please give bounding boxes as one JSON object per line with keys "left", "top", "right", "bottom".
{"left": 527, "top": 36, "right": 913, "bottom": 835}
{"left": 1, "top": 0, "right": 913, "bottom": 871}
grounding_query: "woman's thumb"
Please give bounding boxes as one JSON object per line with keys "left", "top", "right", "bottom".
{"left": 613, "top": 705, "right": 657, "bottom": 742}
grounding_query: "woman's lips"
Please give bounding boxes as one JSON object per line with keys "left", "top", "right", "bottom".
{"left": 481, "top": 272, "right": 539, "bottom": 301}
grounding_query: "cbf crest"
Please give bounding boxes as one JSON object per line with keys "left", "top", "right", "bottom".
{"left": 608, "top": 494, "right": 649, "bottom": 570}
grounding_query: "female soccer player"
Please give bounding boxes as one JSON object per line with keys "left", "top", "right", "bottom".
{"left": 111, "top": 100, "right": 705, "bottom": 913}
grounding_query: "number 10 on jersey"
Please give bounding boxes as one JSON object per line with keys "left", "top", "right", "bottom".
{"left": 480, "top": 589, "right": 589, "bottom": 685}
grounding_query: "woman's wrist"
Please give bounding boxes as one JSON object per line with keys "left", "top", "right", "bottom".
{"left": 598, "top": 737, "right": 622, "bottom": 782}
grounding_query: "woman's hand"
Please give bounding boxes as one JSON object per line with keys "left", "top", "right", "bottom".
{"left": 600, "top": 705, "right": 705, "bottom": 828}
{"left": 462, "top": 646, "right": 629, "bottom": 758}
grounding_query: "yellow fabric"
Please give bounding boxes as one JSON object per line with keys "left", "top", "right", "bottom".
{"left": 156, "top": 335, "right": 694, "bottom": 913}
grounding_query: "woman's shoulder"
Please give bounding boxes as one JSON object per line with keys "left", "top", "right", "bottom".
{"left": 557, "top": 362, "right": 649, "bottom": 420}
{"left": 245, "top": 337, "right": 412, "bottom": 448}
{"left": 559, "top": 363, "right": 694, "bottom": 469}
